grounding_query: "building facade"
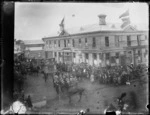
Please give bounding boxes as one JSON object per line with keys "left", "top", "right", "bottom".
{"left": 24, "top": 40, "right": 45, "bottom": 59}
{"left": 42, "top": 14, "right": 148, "bottom": 66}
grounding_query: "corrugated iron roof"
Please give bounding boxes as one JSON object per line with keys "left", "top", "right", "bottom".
{"left": 132, "top": 23, "right": 148, "bottom": 31}
{"left": 24, "top": 40, "right": 44, "bottom": 45}
{"left": 28, "top": 47, "right": 43, "bottom": 51}
{"left": 47, "top": 23, "right": 148, "bottom": 38}
{"left": 66, "top": 23, "right": 122, "bottom": 34}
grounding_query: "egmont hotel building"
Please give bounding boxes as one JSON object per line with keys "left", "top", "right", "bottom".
{"left": 42, "top": 10, "right": 148, "bottom": 67}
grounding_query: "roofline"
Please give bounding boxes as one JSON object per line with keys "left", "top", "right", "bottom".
{"left": 42, "top": 30, "right": 148, "bottom": 40}
{"left": 24, "top": 43, "right": 44, "bottom": 45}
{"left": 26, "top": 49, "right": 44, "bottom": 52}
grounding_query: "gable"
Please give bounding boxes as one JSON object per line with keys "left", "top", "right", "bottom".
{"left": 123, "top": 25, "right": 137, "bottom": 31}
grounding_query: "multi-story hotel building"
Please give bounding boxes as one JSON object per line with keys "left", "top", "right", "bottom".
{"left": 42, "top": 14, "right": 148, "bottom": 66}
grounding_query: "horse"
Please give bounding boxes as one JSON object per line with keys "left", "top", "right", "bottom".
{"left": 67, "top": 87, "right": 88, "bottom": 104}
{"left": 61, "top": 80, "right": 88, "bottom": 104}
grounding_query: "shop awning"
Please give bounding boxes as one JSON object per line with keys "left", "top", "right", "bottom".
{"left": 61, "top": 47, "right": 73, "bottom": 52}
{"left": 123, "top": 45, "right": 148, "bottom": 50}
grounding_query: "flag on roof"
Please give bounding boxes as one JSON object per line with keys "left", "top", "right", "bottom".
{"left": 121, "top": 21, "right": 130, "bottom": 28}
{"left": 60, "top": 17, "right": 65, "bottom": 26}
{"left": 121, "top": 17, "right": 130, "bottom": 22}
{"left": 119, "top": 10, "right": 129, "bottom": 18}
{"left": 120, "top": 12, "right": 131, "bottom": 28}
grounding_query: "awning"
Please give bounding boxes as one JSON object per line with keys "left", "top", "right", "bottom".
{"left": 123, "top": 45, "right": 148, "bottom": 50}
{"left": 28, "top": 47, "right": 43, "bottom": 51}
{"left": 62, "top": 47, "right": 72, "bottom": 50}
{"left": 61, "top": 47, "right": 73, "bottom": 52}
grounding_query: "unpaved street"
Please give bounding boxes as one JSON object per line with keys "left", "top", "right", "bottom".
{"left": 24, "top": 73, "right": 148, "bottom": 114}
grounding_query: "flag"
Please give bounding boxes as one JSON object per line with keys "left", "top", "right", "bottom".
{"left": 60, "top": 17, "right": 65, "bottom": 26}
{"left": 121, "top": 17, "right": 130, "bottom": 22}
{"left": 121, "top": 20, "right": 130, "bottom": 28}
{"left": 119, "top": 10, "right": 129, "bottom": 18}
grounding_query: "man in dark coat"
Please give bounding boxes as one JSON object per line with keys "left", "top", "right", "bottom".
{"left": 26, "top": 95, "right": 33, "bottom": 110}
{"left": 117, "top": 92, "right": 127, "bottom": 111}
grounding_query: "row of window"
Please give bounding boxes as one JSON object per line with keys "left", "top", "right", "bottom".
{"left": 85, "top": 52, "right": 120, "bottom": 60}
{"left": 45, "top": 48, "right": 148, "bottom": 64}
{"left": 54, "top": 50, "right": 147, "bottom": 58}
{"left": 45, "top": 35, "right": 147, "bottom": 48}
{"left": 52, "top": 52, "right": 120, "bottom": 60}
{"left": 50, "top": 49, "right": 147, "bottom": 61}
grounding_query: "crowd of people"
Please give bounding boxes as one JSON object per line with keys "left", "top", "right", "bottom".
{"left": 14, "top": 53, "right": 35, "bottom": 110}
{"left": 13, "top": 54, "right": 148, "bottom": 110}
{"left": 50, "top": 62, "right": 148, "bottom": 96}
{"left": 54, "top": 62, "right": 148, "bottom": 87}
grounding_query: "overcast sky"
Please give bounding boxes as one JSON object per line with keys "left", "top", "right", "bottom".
{"left": 15, "top": 3, "right": 148, "bottom": 41}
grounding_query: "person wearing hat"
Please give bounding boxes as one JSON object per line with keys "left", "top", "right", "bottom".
{"left": 26, "top": 95, "right": 33, "bottom": 110}
{"left": 117, "top": 92, "right": 127, "bottom": 112}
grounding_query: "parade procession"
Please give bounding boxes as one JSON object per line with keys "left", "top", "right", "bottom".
{"left": 1, "top": 3, "right": 149, "bottom": 115}
{"left": 12, "top": 50, "right": 148, "bottom": 114}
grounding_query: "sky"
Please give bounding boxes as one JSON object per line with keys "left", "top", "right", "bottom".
{"left": 15, "top": 3, "right": 149, "bottom": 41}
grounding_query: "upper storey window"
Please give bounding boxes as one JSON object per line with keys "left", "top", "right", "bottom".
{"left": 54, "top": 40, "right": 56, "bottom": 47}
{"left": 92, "top": 37, "right": 96, "bottom": 47}
{"left": 79, "top": 38, "right": 81, "bottom": 44}
{"left": 85, "top": 38, "right": 88, "bottom": 46}
{"left": 105, "top": 37, "right": 109, "bottom": 47}
{"left": 58, "top": 40, "right": 60, "bottom": 47}
{"left": 72, "top": 39, "right": 75, "bottom": 47}
{"left": 115, "top": 36, "right": 119, "bottom": 47}
{"left": 127, "top": 35, "right": 131, "bottom": 46}
{"left": 64, "top": 39, "right": 66, "bottom": 47}
{"left": 137, "top": 35, "right": 141, "bottom": 46}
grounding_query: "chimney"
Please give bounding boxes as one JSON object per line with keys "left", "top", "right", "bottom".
{"left": 98, "top": 14, "right": 107, "bottom": 25}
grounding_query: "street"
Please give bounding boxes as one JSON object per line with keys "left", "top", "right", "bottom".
{"left": 23, "top": 73, "right": 148, "bottom": 114}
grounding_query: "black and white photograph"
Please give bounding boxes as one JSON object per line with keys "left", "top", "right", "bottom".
{"left": 1, "top": 2, "right": 149, "bottom": 114}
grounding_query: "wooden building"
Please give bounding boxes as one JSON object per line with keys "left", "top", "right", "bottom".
{"left": 42, "top": 14, "right": 148, "bottom": 66}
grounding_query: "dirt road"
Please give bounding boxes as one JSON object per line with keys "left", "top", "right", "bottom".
{"left": 24, "top": 74, "right": 148, "bottom": 114}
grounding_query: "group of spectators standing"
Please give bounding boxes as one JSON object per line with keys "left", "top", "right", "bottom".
{"left": 54, "top": 62, "right": 148, "bottom": 87}
{"left": 14, "top": 53, "right": 34, "bottom": 110}
{"left": 13, "top": 54, "right": 148, "bottom": 110}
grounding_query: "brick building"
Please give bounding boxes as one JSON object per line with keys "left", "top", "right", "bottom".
{"left": 42, "top": 14, "right": 148, "bottom": 66}
{"left": 24, "top": 40, "right": 45, "bottom": 59}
